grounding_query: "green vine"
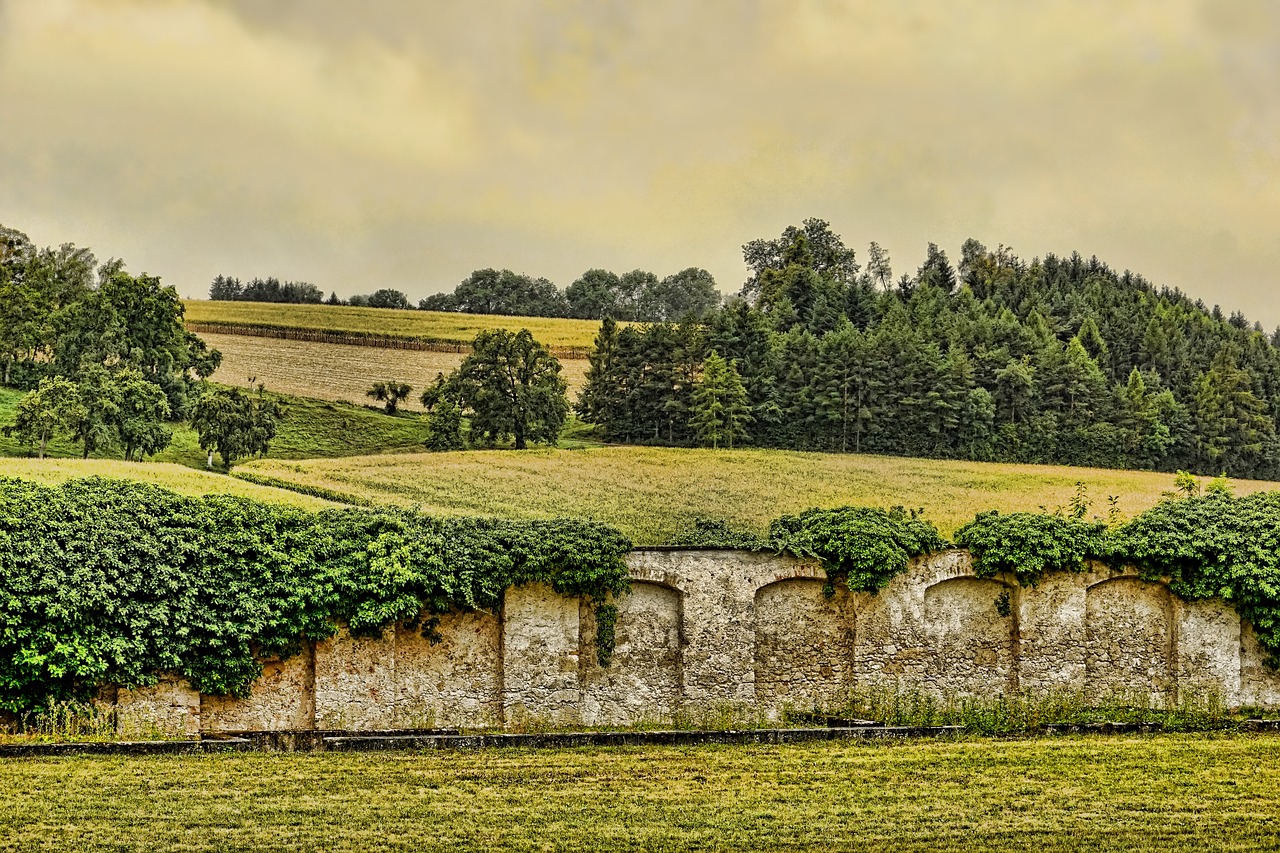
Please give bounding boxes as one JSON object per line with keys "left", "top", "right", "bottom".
{"left": 768, "top": 506, "right": 947, "bottom": 594}
{"left": 664, "top": 517, "right": 766, "bottom": 550}
{"left": 0, "top": 476, "right": 631, "bottom": 713}
{"left": 954, "top": 511, "right": 1111, "bottom": 586}
{"left": 593, "top": 602, "right": 619, "bottom": 667}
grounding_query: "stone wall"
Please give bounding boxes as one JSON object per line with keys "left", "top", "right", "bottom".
{"left": 103, "top": 549, "right": 1277, "bottom": 737}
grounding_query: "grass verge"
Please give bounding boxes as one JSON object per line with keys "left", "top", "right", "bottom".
{"left": 2, "top": 735, "right": 1279, "bottom": 851}
{"left": 0, "top": 386, "right": 429, "bottom": 469}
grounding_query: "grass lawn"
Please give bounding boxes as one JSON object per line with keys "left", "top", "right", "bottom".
{"left": 1, "top": 735, "right": 1277, "bottom": 851}
{"left": 238, "top": 444, "right": 1280, "bottom": 542}
{"left": 184, "top": 299, "right": 608, "bottom": 349}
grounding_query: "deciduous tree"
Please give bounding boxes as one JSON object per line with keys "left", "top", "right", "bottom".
{"left": 437, "top": 329, "right": 568, "bottom": 449}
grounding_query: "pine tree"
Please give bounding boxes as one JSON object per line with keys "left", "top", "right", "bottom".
{"left": 690, "top": 352, "right": 751, "bottom": 449}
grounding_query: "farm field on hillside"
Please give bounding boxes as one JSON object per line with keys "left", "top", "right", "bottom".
{"left": 184, "top": 299, "right": 608, "bottom": 349}
{"left": 204, "top": 332, "right": 589, "bottom": 409}
{"left": 2, "top": 736, "right": 1278, "bottom": 851}
{"left": 238, "top": 446, "right": 1279, "bottom": 542}
{"left": 0, "top": 457, "right": 335, "bottom": 509}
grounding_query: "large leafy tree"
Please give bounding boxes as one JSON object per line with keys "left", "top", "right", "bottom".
{"left": 113, "top": 368, "right": 173, "bottom": 461}
{"left": 636, "top": 267, "right": 721, "bottom": 323}
{"left": 5, "top": 376, "right": 82, "bottom": 458}
{"left": 454, "top": 269, "right": 569, "bottom": 317}
{"left": 565, "top": 268, "right": 626, "bottom": 320}
{"left": 439, "top": 329, "right": 568, "bottom": 449}
{"left": 190, "top": 385, "right": 285, "bottom": 469}
{"left": 741, "top": 217, "right": 860, "bottom": 302}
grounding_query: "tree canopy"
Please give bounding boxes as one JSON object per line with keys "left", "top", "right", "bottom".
{"left": 2, "top": 224, "right": 223, "bottom": 460}
{"left": 574, "top": 223, "right": 1280, "bottom": 480}
{"left": 429, "top": 329, "right": 568, "bottom": 449}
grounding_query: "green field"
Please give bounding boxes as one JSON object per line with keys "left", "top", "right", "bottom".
{"left": 237, "top": 445, "right": 1280, "bottom": 542}
{"left": 183, "top": 299, "right": 608, "bottom": 349}
{"left": 0, "top": 386, "right": 429, "bottom": 469}
{"left": 0, "top": 457, "right": 335, "bottom": 509}
{"left": 7, "top": 377, "right": 1279, "bottom": 539}
{"left": 2, "top": 735, "right": 1278, "bottom": 851}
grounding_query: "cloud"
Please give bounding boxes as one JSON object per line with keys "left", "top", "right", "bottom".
{"left": 0, "top": 0, "right": 1277, "bottom": 323}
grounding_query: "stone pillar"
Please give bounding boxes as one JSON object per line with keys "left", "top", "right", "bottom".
{"left": 313, "top": 626, "right": 398, "bottom": 729}
{"left": 1016, "top": 569, "right": 1091, "bottom": 694}
{"left": 502, "top": 583, "right": 582, "bottom": 727}
{"left": 1174, "top": 598, "right": 1240, "bottom": 705}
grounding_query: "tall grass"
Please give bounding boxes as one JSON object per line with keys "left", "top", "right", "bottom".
{"left": 183, "top": 300, "right": 608, "bottom": 349}
{"left": 0, "top": 701, "right": 119, "bottom": 744}
{"left": 238, "top": 446, "right": 1280, "bottom": 542}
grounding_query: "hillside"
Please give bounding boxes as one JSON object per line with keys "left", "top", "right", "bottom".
{"left": 0, "top": 457, "right": 336, "bottom": 509}
{"left": 183, "top": 299, "right": 607, "bottom": 349}
{"left": 203, "top": 332, "right": 589, "bottom": 410}
{"left": 0, "top": 387, "right": 429, "bottom": 468}
{"left": 236, "top": 446, "right": 1277, "bottom": 544}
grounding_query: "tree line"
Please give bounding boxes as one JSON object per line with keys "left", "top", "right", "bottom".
{"left": 209, "top": 274, "right": 412, "bottom": 310}
{"left": 420, "top": 266, "right": 722, "bottom": 322}
{"left": 574, "top": 219, "right": 1280, "bottom": 480}
{"left": 211, "top": 266, "right": 723, "bottom": 322}
{"left": 2, "top": 226, "right": 280, "bottom": 466}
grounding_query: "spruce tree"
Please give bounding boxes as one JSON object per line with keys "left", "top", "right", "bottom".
{"left": 690, "top": 352, "right": 751, "bottom": 449}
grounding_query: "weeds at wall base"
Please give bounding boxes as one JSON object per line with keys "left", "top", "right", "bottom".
{"left": 835, "top": 687, "right": 1242, "bottom": 736}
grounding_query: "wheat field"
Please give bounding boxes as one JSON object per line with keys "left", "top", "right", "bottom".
{"left": 203, "top": 333, "right": 589, "bottom": 410}
{"left": 184, "top": 300, "right": 608, "bottom": 349}
{"left": 237, "top": 446, "right": 1280, "bottom": 543}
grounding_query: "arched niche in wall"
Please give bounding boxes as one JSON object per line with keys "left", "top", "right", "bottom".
{"left": 1084, "top": 577, "right": 1175, "bottom": 703}
{"left": 921, "top": 576, "right": 1019, "bottom": 694}
{"left": 580, "top": 580, "right": 683, "bottom": 724}
{"left": 753, "top": 577, "right": 854, "bottom": 710}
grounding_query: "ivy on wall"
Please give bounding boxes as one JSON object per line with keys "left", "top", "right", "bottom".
{"left": 768, "top": 506, "right": 947, "bottom": 594}
{"left": 10, "top": 475, "right": 1280, "bottom": 714}
{"left": 678, "top": 491, "right": 1280, "bottom": 668}
{"left": 0, "top": 477, "right": 631, "bottom": 713}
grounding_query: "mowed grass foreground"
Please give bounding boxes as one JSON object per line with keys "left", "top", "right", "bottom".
{"left": 2, "top": 736, "right": 1278, "bottom": 852}
{"left": 183, "top": 300, "right": 608, "bottom": 349}
{"left": 238, "top": 446, "right": 1280, "bottom": 542}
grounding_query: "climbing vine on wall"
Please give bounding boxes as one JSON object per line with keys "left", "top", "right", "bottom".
{"left": 954, "top": 511, "right": 1111, "bottom": 586}
{"left": 0, "top": 477, "right": 631, "bottom": 714}
{"left": 768, "top": 506, "right": 948, "bottom": 594}
{"left": 763, "top": 490, "right": 1280, "bottom": 667}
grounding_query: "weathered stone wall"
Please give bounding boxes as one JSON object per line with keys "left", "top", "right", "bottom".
{"left": 97, "top": 549, "right": 1280, "bottom": 737}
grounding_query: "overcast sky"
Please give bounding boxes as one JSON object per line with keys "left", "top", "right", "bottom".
{"left": 2, "top": 0, "right": 1278, "bottom": 323}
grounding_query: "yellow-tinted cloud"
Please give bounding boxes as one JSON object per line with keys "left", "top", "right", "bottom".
{"left": 0, "top": 0, "right": 1277, "bottom": 322}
